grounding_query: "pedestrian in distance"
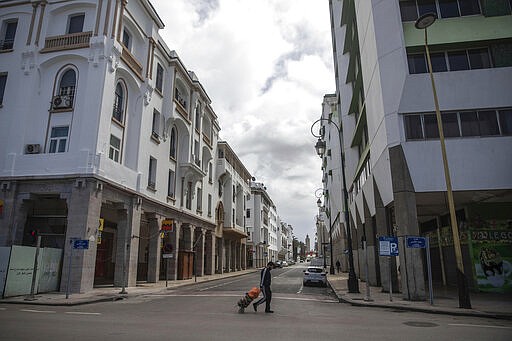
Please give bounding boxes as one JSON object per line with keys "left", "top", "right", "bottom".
{"left": 253, "top": 261, "right": 274, "bottom": 313}
{"left": 336, "top": 260, "right": 341, "bottom": 273}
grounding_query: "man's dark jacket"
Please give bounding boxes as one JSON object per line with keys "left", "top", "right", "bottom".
{"left": 260, "top": 267, "right": 272, "bottom": 287}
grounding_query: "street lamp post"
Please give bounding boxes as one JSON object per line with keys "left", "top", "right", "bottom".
{"left": 415, "top": 12, "right": 471, "bottom": 309}
{"left": 312, "top": 118, "right": 359, "bottom": 293}
{"left": 316, "top": 197, "right": 335, "bottom": 275}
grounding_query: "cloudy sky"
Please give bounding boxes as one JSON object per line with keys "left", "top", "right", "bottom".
{"left": 151, "top": 0, "right": 334, "bottom": 243}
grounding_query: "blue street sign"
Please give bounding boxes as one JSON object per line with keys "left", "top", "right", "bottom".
{"left": 73, "top": 239, "right": 89, "bottom": 249}
{"left": 406, "top": 236, "right": 427, "bottom": 249}
{"left": 378, "top": 236, "right": 398, "bottom": 256}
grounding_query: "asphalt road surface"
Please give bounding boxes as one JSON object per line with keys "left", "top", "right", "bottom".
{"left": 1, "top": 264, "right": 511, "bottom": 341}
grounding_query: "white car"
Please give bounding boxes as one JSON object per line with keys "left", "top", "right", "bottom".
{"left": 303, "top": 266, "right": 327, "bottom": 287}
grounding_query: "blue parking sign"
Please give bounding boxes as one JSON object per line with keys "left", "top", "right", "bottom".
{"left": 379, "top": 236, "right": 398, "bottom": 256}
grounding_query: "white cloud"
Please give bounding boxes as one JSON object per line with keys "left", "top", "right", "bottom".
{"left": 152, "top": 0, "right": 334, "bottom": 242}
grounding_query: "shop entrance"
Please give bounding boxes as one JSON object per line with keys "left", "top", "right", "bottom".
{"left": 94, "top": 223, "right": 115, "bottom": 286}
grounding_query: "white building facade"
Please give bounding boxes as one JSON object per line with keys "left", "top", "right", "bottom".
{"left": 323, "top": 0, "right": 512, "bottom": 299}
{"left": 0, "top": 0, "right": 257, "bottom": 295}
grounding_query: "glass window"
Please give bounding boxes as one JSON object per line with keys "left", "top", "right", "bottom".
{"left": 498, "top": 109, "right": 512, "bottom": 135}
{"left": 49, "top": 126, "right": 69, "bottom": 153}
{"left": 109, "top": 135, "right": 121, "bottom": 162}
{"left": 208, "top": 162, "right": 212, "bottom": 182}
{"left": 122, "top": 29, "right": 131, "bottom": 49}
{"left": 68, "top": 14, "right": 84, "bottom": 34}
{"left": 59, "top": 69, "right": 76, "bottom": 99}
{"left": 400, "top": 0, "right": 418, "bottom": 21}
{"left": 439, "top": 0, "right": 460, "bottom": 17}
{"left": 155, "top": 63, "right": 163, "bottom": 92}
{"left": 441, "top": 112, "right": 460, "bottom": 137}
{"left": 459, "top": 0, "right": 481, "bottom": 15}
{"left": 186, "top": 182, "right": 192, "bottom": 209}
{"left": 113, "top": 83, "right": 124, "bottom": 122}
{"left": 152, "top": 110, "right": 160, "bottom": 137}
{"left": 0, "top": 73, "right": 6, "bottom": 105}
{"left": 468, "top": 48, "right": 491, "bottom": 69}
{"left": 408, "top": 53, "right": 427, "bottom": 74}
{"left": 168, "top": 169, "right": 176, "bottom": 197}
{"left": 417, "top": 0, "right": 437, "bottom": 16}
{"left": 208, "top": 194, "right": 212, "bottom": 216}
{"left": 478, "top": 110, "right": 500, "bottom": 135}
{"left": 197, "top": 188, "right": 202, "bottom": 211}
{"left": 460, "top": 111, "right": 479, "bottom": 136}
{"left": 1, "top": 20, "right": 17, "bottom": 50}
{"left": 195, "top": 105, "right": 201, "bottom": 131}
{"left": 447, "top": 50, "right": 470, "bottom": 71}
{"left": 430, "top": 52, "right": 448, "bottom": 72}
{"left": 148, "top": 157, "right": 157, "bottom": 189}
{"left": 405, "top": 115, "right": 424, "bottom": 139}
{"left": 424, "top": 114, "right": 440, "bottom": 139}
{"left": 169, "top": 127, "right": 177, "bottom": 159}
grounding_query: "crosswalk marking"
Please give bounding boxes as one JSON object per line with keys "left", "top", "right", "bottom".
{"left": 448, "top": 324, "right": 512, "bottom": 329}
{"left": 65, "top": 312, "right": 101, "bottom": 315}
{"left": 20, "top": 309, "right": 56, "bottom": 314}
{"left": 147, "top": 293, "right": 336, "bottom": 303}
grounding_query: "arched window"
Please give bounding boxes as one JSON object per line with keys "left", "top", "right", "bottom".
{"left": 113, "top": 82, "right": 125, "bottom": 123}
{"left": 53, "top": 69, "right": 76, "bottom": 109}
{"left": 169, "top": 127, "right": 177, "bottom": 159}
{"left": 59, "top": 69, "right": 76, "bottom": 97}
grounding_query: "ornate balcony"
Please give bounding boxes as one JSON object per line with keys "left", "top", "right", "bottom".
{"left": 41, "top": 31, "right": 92, "bottom": 53}
{"left": 121, "top": 46, "right": 143, "bottom": 80}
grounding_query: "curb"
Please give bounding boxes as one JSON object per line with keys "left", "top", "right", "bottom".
{"left": 327, "top": 279, "right": 512, "bottom": 321}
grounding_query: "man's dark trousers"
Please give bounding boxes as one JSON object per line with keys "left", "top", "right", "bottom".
{"left": 261, "top": 285, "right": 272, "bottom": 312}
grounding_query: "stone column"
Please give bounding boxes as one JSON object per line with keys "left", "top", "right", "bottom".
{"left": 354, "top": 211, "right": 364, "bottom": 279}
{"left": 204, "top": 231, "right": 215, "bottom": 275}
{"left": 218, "top": 237, "right": 224, "bottom": 274}
{"left": 146, "top": 214, "right": 162, "bottom": 283}
{"left": 194, "top": 228, "right": 205, "bottom": 277}
{"left": 390, "top": 145, "right": 426, "bottom": 301}
{"left": 363, "top": 200, "right": 379, "bottom": 286}
{"left": 374, "top": 181, "right": 399, "bottom": 293}
{"left": 113, "top": 198, "right": 141, "bottom": 288}
{"left": 242, "top": 243, "right": 247, "bottom": 269}
{"left": 225, "top": 239, "right": 231, "bottom": 272}
{"left": 63, "top": 180, "right": 103, "bottom": 293}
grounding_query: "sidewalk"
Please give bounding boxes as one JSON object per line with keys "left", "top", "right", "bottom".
{"left": 0, "top": 269, "right": 258, "bottom": 306}
{"left": 327, "top": 272, "right": 512, "bottom": 320}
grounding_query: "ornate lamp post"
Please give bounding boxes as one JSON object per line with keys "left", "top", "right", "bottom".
{"left": 415, "top": 12, "right": 471, "bottom": 309}
{"left": 312, "top": 119, "right": 359, "bottom": 293}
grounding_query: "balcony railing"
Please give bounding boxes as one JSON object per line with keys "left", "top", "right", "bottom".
{"left": 121, "top": 46, "right": 143, "bottom": 80}
{"left": 0, "top": 39, "right": 14, "bottom": 51}
{"left": 41, "top": 31, "right": 92, "bottom": 53}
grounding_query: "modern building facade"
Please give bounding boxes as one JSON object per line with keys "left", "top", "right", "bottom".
{"left": 322, "top": 0, "right": 512, "bottom": 299}
{"left": 0, "top": 0, "right": 268, "bottom": 296}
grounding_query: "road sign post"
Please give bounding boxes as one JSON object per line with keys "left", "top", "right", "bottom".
{"left": 379, "top": 236, "right": 398, "bottom": 302}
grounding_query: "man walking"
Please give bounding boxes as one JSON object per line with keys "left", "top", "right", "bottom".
{"left": 253, "top": 262, "right": 274, "bottom": 313}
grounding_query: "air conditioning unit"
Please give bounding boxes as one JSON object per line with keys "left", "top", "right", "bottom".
{"left": 25, "top": 144, "right": 41, "bottom": 154}
{"left": 52, "top": 95, "right": 72, "bottom": 109}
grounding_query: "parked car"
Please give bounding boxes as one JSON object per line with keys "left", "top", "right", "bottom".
{"left": 274, "top": 260, "right": 282, "bottom": 268}
{"left": 303, "top": 266, "right": 327, "bottom": 287}
{"left": 281, "top": 260, "right": 288, "bottom": 267}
